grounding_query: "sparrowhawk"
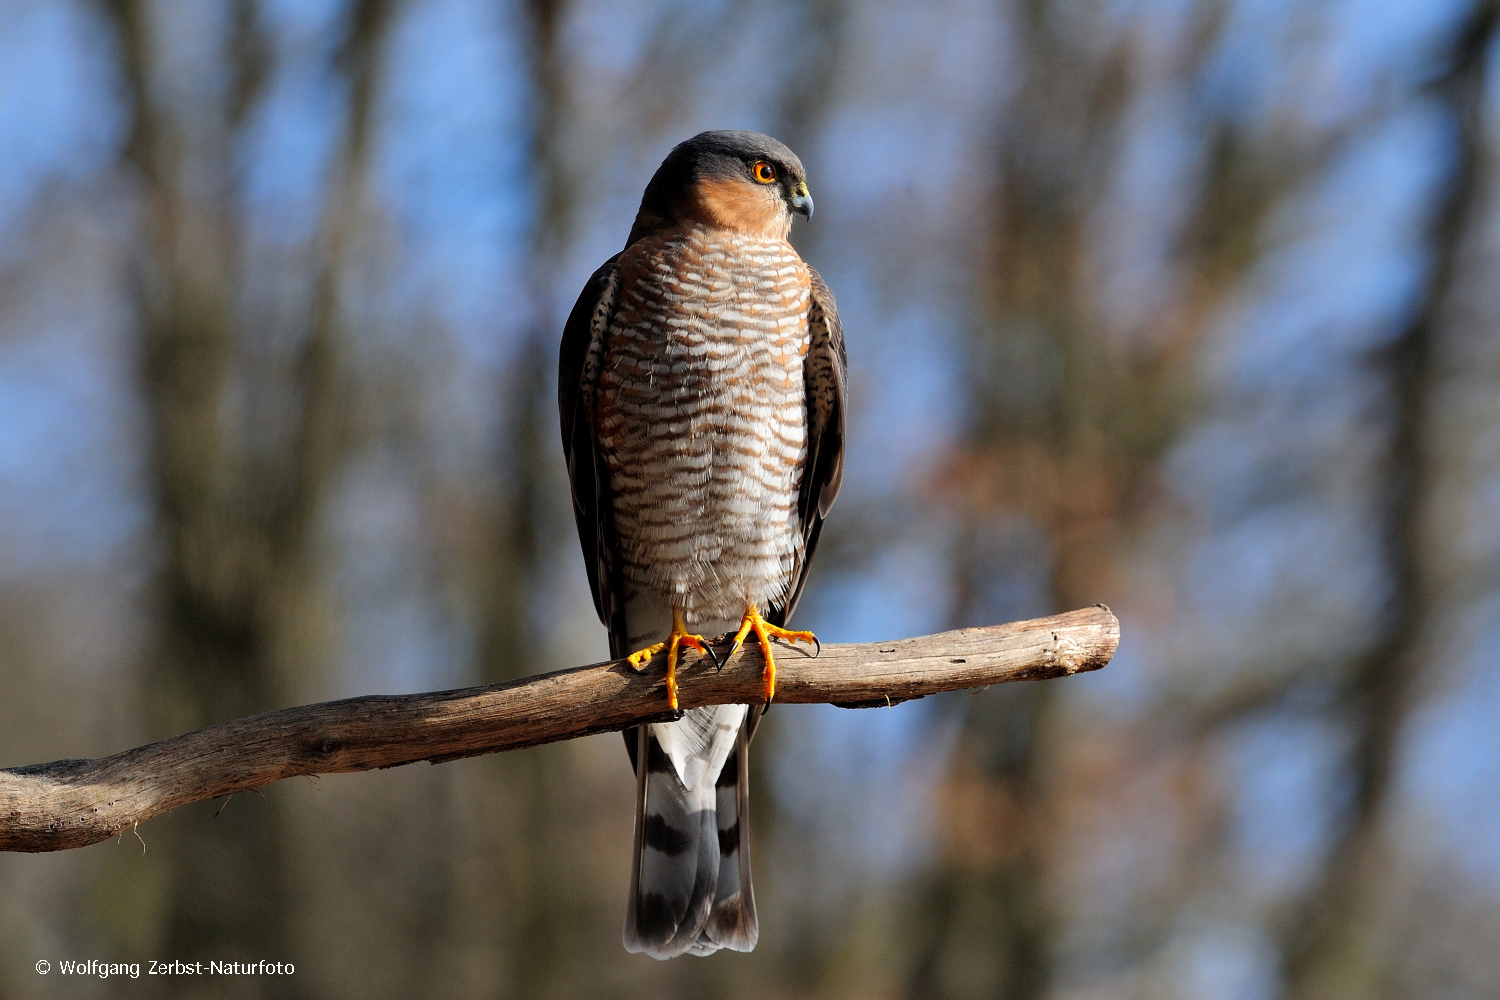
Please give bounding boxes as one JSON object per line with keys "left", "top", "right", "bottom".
{"left": 558, "top": 130, "right": 845, "bottom": 959}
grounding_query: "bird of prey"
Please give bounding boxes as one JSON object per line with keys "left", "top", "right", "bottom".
{"left": 558, "top": 130, "right": 845, "bottom": 959}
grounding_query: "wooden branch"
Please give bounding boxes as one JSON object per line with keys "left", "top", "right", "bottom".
{"left": 0, "top": 606, "right": 1117, "bottom": 853}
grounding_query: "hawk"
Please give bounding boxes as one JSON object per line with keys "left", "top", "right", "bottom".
{"left": 558, "top": 130, "right": 845, "bottom": 958}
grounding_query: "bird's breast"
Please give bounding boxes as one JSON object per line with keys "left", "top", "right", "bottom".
{"left": 597, "top": 226, "right": 813, "bottom": 618}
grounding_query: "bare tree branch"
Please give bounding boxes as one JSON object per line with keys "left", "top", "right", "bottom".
{"left": 0, "top": 607, "right": 1116, "bottom": 854}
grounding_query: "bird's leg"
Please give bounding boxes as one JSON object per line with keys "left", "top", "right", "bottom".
{"left": 624, "top": 607, "right": 714, "bottom": 711}
{"left": 729, "top": 602, "right": 818, "bottom": 703}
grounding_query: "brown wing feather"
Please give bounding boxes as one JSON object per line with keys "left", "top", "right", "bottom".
{"left": 769, "top": 265, "right": 846, "bottom": 628}
{"left": 558, "top": 255, "right": 627, "bottom": 651}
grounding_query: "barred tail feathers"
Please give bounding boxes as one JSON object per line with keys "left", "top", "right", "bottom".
{"left": 696, "top": 715, "right": 758, "bottom": 953}
{"left": 623, "top": 704, "right": 752, "bottom": 959}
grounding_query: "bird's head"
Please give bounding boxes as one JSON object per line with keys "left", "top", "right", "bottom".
{"left": 627, "top": 130, "right": 813, "bottom": 246}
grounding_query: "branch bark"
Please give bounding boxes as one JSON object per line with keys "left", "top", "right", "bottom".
{"left": 0, "top": 606, "right": 1116, "bottom": 853}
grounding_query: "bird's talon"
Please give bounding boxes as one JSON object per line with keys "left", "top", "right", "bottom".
{"left": 773, "top": 634, "right": 818, "bottom": 657}
{"left": 733, "top": 603, "right": 821, "bottom": 705}
{"left": 690, "top": 637, "right": 722, "bottom": 670}
{"left": 623, "top": 609, "right": 713, "bottom": 709}
{"left": 626, "top": 642, "right": 666, "bottom": 671}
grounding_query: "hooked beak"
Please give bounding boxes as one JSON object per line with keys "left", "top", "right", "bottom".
{"left": 790, "top": 181, "right": 813, "bottom": 220}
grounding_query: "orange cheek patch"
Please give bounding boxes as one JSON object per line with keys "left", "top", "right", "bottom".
{"left": 691, "top": 177, "right": 786, "bottom": 236}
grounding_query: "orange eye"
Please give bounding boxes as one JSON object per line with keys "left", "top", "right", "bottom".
{"left": 752, "top": 161, "right": 777, "bottom": 184}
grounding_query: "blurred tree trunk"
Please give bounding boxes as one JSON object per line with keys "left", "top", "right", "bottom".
{"left": 903, "top": 8, "right": 1136, "bottom": 993}
{"left": 902, "top": 2, "right": 1295, "bottom": 994}
{"left": 1279, "top": 4, "right": 1499, "bottom": 997}
{"left": 472, "top": 2, "right": 582, "bottom": 994}
{"left": 109, "top": 0, "right": 285, "bottom": 973}
{"left": 476, "top": 0, "right": 568, "bottom": 691}
{"left": 105, "top": 0, "right": 394, "bottom": 982}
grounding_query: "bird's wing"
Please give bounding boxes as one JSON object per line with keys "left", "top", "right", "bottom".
{"left": 771, "top": 264, "right": 846, "bottom": 628}
{"left": 558, "top": 254, "right": 626, "bottom": 646}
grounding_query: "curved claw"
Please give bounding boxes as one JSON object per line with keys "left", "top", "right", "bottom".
{"left": 771, "top": 633, "right": 820, "bottom": 658}
{"left": 624, "top": 609, "right": 716, "bottom": 710}
{"left": 704, "top": 641, "right": 723, "bottom": 672}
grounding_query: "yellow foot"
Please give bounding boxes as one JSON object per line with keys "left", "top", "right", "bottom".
{"left": 729, "top": 602, "right": 817, "bottom": 703}
{"left": 624, "top": 608, "right": 715, "bottom": 711}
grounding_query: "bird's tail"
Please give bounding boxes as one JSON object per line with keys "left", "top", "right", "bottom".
{"left": 623, "top": 706, "right": 758, "bottom": 959}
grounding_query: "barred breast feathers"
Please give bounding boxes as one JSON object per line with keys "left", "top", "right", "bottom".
{"left": 596, "top": 223, "right": 813, "bottom": 625}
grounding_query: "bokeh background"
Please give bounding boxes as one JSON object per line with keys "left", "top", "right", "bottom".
{"left": 3, "top": 0, "right": 1499, "bottom": 997}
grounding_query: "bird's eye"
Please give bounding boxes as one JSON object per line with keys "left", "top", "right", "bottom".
{"left": 752, "top": 161, "right": 777, "bottom": 184}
